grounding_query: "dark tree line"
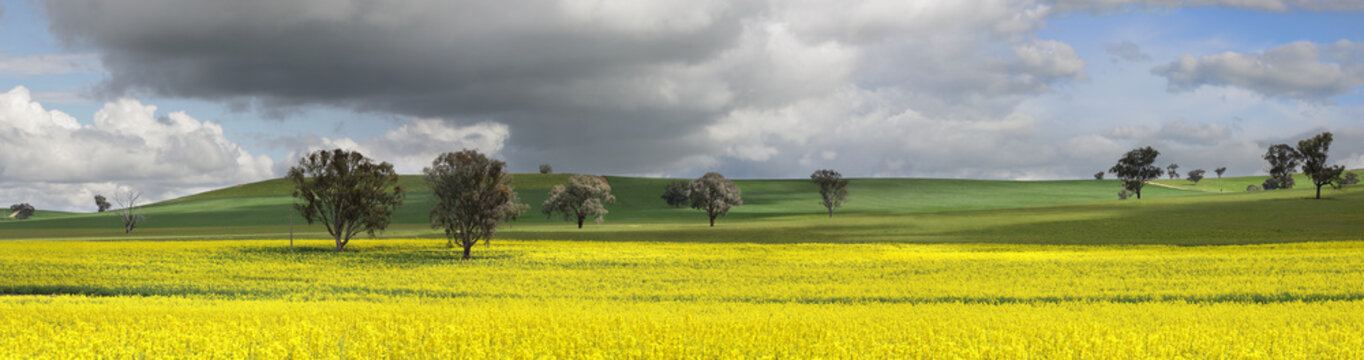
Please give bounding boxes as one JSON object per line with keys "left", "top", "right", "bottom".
{"left": 1261, "top": 132, "right": 1347, "bottom": 199}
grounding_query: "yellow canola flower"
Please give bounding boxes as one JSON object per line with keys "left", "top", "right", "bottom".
{"left": 0, "top": 239, "right": 1361, "bottom": 358}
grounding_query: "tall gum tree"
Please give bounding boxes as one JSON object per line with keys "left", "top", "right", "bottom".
{"left": 1297, "top": 132, "right": 1345, "bottom": 200}
{"left": 542, "top": 175, "right": 616, "bottom": 228}
{"left": 1109, "top": 147, "right": 1161, "bottom": 199}
{"left": 288, "top": 149, "right": 405, "bottom": 252}
{"left": 810, "top": 169, "right": 849, "bottom": 218}
{"left": 424, "top": 150, "right": 528, "bottom": 260}
{"left": 688, "top": 172, "right": 742, "bottom": 227}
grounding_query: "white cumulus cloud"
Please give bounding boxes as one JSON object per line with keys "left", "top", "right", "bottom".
{"left": 0, "top": 86, "right": 274, "bottom": 211}
{"left": 1152, "top": 40, "right": 1364, "bottom": 102}
{"left": 279, "top": 118, "right": 511, "bottom": 175}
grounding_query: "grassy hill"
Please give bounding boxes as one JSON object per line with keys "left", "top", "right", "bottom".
{"left": 1, "top": 173, "right": 1358, "bottom": 245}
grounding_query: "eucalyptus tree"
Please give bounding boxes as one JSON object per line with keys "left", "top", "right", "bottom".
{"left": 8, "top": 203, "right": 34, "bottom": 220}
{"left": 660, "top": 181, "right": 691, "bottom": 208}
{"left": 425, "top": 150, "right": 528, "bottom": 259}
{"left": 94, "top": 195, "right": 111, "bottom": 212}
{"left": 688, "top": 172, "right": 742, "bottom": 227}
{"left": 1262, "top": 144, "right": 1300, "bottom": 190}
{"left": 1166, "top": 164, "right": 1180, "bottom": 179}
{"left": 1214, "top": 167, "right": 1227, "bottom": 178}
{"left": 1109, "top": 147, "right": 1161, "bottom": 199}
{"left": 1186, "top": 169, "right": 1205, "bottom": 184}
{"left": 288, "top": 149, "right": 405, "bottom": 252}
{"left": 542, "top": 175, "right": 616, "bottom": 228}
{"left": 810, "top": 169, "right": 849, "bottom": 218}
{"left": 1296, "top": 132, "right": 1345, "bottom": 199}
{"left": 114, "top": 190, "right": 145, "bottom": 233}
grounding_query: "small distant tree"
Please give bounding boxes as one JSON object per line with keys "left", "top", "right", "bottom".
{"left": 688, "top": 172, "right": 742, "bottom": 227}
{"left": 1186, "top": 169, "right": 1206, "bottom": 184}
{"left": 8, "top": 203, "right": 35, "bottom": 220}
{"left": 1093, "top": 172, "right": 1104, "bottom": 180}
{"left": 539, "top": 164, "right": 553, "bottom": 174}
{"left": 288, "top": 149, "right": 405, "bottom": 252}
{"left": 1342, "top": 172, "right": 1360, "bottom": 186}
{"left": 660, "top": 181, "right": 690, "bottom": 208}
{"left": 810, "top": 169, "right": 849, "bottom": 218}
{"left": 114, "top": 190, "right": 145, "bottom": 233}
{"left": 1214, "top": 167, "right": 1227, "bottom": 178}
{"left": 425, "top": 150, "right": 529, "bottom": 260}
{"left": 1246, "top": 184, "right": 1261, "bottom": 192}
{"left": 1263, "top": 143, "right": 1300, "bottom": 190}
{"left": 94, "top": 195, "right": 111, "bottom": 212}
{"left": 1109, "top": 146, "right": 1162, "bottom": 199}
{"left": 1297, "top": 132, "right": 1345, "bottom": 199}
{"left": 542, "top": 175, "right": 616, "bottom": 228}
{"left": 1117, "top": 189, "right": 1133, "bottom": 200}
{"left": 1166, "top": 164, "right": 1180, "bottom": 179}
{"left": 1262, "top": 176, "right": 1294, "bottom": 191}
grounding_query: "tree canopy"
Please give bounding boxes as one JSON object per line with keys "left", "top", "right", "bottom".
{"left": 1297, "top": 132, "right": 1345, "bottom": 199}
{"left": 810, "top": 169, "right": 849, "bottom": 218}
{"left": 660, "top": 181, "right": 690, "bottom": 208}
{"left": 288, "top": 149, "right": 405, "bottom": 252}
{"left": 8, "top": 203, "right": 34, "bottom": 220}
{"left": 542, "top": 175, "right": 616, "bottom": 228}
{"left": 1186, "top": 169, "right": 1205, "bottom": 184}
{"left": 94, "top": 195, "right": 111, "bottom": 212}
{"left": 1108, "top": 146, "right": 1161, "bottom": 199}
{"left": 688, "top": 172, "right": 742, "bottom": 227}
{"left": 1263, "top": 144, "right": 1300, "bottom": 190}
{"left": 425, "top": 150, "right": 528, "bottom": 259}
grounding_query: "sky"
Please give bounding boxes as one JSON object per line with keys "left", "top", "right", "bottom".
{"left": 2, "top": 0, "right": 1363, "bottom": 211}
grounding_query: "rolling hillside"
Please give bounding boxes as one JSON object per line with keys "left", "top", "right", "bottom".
{"left": 1, "top": 173, "right": 1358, "bottom": 244}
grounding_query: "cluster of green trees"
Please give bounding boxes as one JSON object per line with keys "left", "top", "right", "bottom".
{"left": 1108, "top": 132, "right": 1355, "bottom": 200}
{"left": 286, "top": 149, "right": 856, "bottom": 258}
{"left": 7, "top": 203, "right": 35, "bottom": 220}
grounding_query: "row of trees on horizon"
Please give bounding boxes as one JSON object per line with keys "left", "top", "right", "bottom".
{"left": 6, "top": 132, "right": 1357, "bottom": 260}
{"left": 1105, "top": 132, "right": 1358, "bottom": 200}
{"left": 281, "top": 148, "right": 851, "bottom": 258}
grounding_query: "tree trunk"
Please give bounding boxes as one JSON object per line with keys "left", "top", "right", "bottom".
{"left": 462, "top": 245, "right": 472, "bottom": 260}
{"left": 334, "top": 234, "right": 345, "bottom": 252}
{"left": 709, "top": 214, "right": 716, "bottom": 227}
{"left": 1317, "top": 184, "right": 1323, "bottom": 199}
{"left": 577, "top": 216, "right": 584, "bottom": 229}
{"left": 1136, "top": 188, "right": 1142, "bottom": 199}
{"left": 828, "top": 208, "right": 834, "bottom": 218}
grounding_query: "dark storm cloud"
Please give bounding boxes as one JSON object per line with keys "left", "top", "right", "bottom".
{"left": 42, "top": 0, "right": 764, "bottom": 174}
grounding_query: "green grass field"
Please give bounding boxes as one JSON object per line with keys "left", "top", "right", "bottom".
{"left": 1, "top": 173, "right": 1358, "bottom": 245}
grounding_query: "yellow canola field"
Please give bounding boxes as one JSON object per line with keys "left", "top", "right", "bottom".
{"left": 2, "top": 239, "right": 1364, "bottom": 358}
{"left": 4, "top": 297, "right": 1364, "bottom": 359}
